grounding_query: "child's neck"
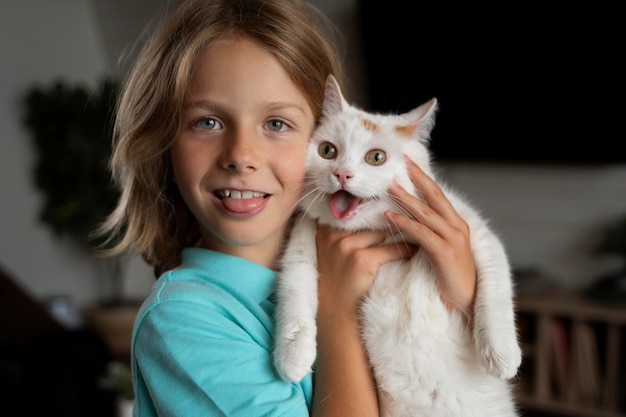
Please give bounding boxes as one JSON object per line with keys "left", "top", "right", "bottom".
{"left": 199, "top": 229, "right": 288, "bottom": 271}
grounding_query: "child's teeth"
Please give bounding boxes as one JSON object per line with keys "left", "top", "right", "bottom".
{"left": 223, "top": 190, "right": 263, "bottom": 199}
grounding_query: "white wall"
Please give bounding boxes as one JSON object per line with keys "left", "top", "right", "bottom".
{"left": 0, "top": 0, "right": 153, "bottom": 310}
{"left": 438, "top": 163, "right": 626, "bottom": 291}
{"left": 0, "top": 0, "right": 624, "bottom": 312}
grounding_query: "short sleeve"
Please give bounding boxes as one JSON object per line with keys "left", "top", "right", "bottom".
{"left": 132, "top": 289, "right": 311, "bottom": 417}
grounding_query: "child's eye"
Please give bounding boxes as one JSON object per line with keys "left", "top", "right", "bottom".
{"left": 194, "top": 117, "right": 222, "bottom": 131}
{"left": 266, "top": 119, "right": 288, "bottom": 132}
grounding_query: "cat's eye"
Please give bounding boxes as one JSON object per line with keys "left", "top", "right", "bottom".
{"left": 365, "top": 149, "right": 386, "bottom": 165}
{"left": 318, "top": 142, "right": 337, "bottom": 159}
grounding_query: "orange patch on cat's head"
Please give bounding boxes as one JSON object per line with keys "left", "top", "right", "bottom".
{"left": 395, "top": 124, "right": 417, "bottom": 137}
{"left": 361, "top": 117, "right": 379, "bottom": 133}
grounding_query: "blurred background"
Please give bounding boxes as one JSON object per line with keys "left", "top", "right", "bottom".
{"left": 0, "top": 0, "right": 624, "bottom": 416}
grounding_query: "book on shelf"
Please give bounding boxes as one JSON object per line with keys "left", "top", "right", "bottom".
{"left": 550, "top": 318, "right": 573, "bottom": 400}
{"left": 572, "top": 321, "right": 603, "bottom": 407}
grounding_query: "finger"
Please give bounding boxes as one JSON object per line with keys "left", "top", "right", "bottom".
{"left": 317, "top": 225, "right": 389, "bottom": 250}
{"left": 384, "top": 209, "right": 441, "bottom": 252}
{"left": 377, "top": 239, "right": 417, "bottom": 260}
{"left": 401, "top": 156, "right": 462, "bottom": 224}
{"left": 359, "top": 239, "right": 416, "bottom": 266}
{"left": 389, "top": 159, "right": 468, "bottom": 235}
{"left": 387, "top": 182, "right": 453, "bottom": 241}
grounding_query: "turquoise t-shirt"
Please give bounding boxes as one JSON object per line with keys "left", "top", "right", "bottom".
{"left": 131, "top": 248, "right": 313, "bottom": 417}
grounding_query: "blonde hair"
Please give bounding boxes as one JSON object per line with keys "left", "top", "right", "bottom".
{"left": 97, "top": 0, "right": 344, "bottom": 276}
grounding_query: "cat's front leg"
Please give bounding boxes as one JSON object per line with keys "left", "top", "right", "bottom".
{"left": 472, "top": 232, "right": 522, "bottom": 380}
{"left": 273, "top": 215, "right": 320, "bottom": 382}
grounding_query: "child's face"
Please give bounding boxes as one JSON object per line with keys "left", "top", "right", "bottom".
{"left": 172, "top": 37, "right": 315, "bottom": 268}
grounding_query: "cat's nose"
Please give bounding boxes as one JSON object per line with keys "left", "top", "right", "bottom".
{"left": 334, "top": 169, "right": 353, "bottom": 187}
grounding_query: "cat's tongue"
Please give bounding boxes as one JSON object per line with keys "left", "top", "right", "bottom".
{"left": 330, "top": 190, "right": 361, "bottom": 219}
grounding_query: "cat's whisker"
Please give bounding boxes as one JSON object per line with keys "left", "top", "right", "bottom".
{"left": 296, "top": 186, "right": 325, "bottom": 224}
{"left": 387, "top": 194, "right": 417, "bottom": 221}
{"left": 365, "top": 196, "right": 414, "bottom": 254}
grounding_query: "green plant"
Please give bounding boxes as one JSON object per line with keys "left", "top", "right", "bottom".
{"left": 99, "top": 361, "right": 134, "bottom": 400}
{"left": 22, "top": 78, "right": 120, "bottom": 250}
{"left": 23, "top": 78, "right": 127, "bottom": 305}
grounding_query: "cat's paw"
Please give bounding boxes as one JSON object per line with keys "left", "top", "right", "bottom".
{"left": 475, "top": 330, "right": 522, "bottom": 379}
{"left": 273, "top": 322, "right": 317, "bottom": 382}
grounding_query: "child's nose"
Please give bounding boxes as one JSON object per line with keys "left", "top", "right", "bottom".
{"left": 220, "top": 127, "right": 262, "bottom": 172}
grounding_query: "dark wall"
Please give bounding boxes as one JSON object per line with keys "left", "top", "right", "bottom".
{"left": 357, "top": 0, "right": 623, "bottom": 163}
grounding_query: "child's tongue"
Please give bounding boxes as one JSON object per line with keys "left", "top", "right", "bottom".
{"left": 330, "top": 190, "right": 361, "bottom": 219}
{"left": 222, "top": 196, "right": 265, "bottom": 213}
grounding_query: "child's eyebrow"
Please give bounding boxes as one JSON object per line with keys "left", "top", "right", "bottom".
{"left": 183, "top": 100, "right": 309, "bottom": 116}
{"left": 183, "top": 99, "right": 218, "bottom": 110}
{"left": 264, "top": 101, "right": 309, "bottom": 116}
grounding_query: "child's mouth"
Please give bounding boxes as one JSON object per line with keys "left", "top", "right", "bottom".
{"left": 215, "top": 189, "right": 268, "bottom": 200}
{"left": 215, "top": 189, "right": 270, "bottom": 214}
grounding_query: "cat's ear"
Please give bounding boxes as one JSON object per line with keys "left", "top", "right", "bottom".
{"left": 321, "top": 75, "right": 347, "bottom": 117}
{"left": 406, "top": 98, "right": 438, "bottom": 141}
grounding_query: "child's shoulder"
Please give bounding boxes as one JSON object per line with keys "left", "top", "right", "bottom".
{"left": 150, "top": 266, "right": 228, "bottom": 306}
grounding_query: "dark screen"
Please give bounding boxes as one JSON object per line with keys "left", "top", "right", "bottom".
{"left": 357, "top": 0, "right": 624, "bottom": 163}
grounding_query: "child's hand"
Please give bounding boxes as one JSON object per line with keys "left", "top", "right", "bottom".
{"left": 315, "top": 226, "right": 414, "bottom": 316}
{"left": 386, "top": 157, "right": 477, "bottom": 317}
{"left": 313, "top": 225, "right": 414, "bottom": 417}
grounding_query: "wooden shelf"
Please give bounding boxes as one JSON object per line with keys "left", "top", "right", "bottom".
{"left": 515, "top": 291, "right": 626, "bottom": 417}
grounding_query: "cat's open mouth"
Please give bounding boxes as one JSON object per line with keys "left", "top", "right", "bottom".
{"left": 329, "top": 190, "right": 370, "bottom": 219}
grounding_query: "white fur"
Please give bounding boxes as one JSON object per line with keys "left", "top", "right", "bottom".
{"left": 273, "top": 75, "right": 522, "bottom": 416}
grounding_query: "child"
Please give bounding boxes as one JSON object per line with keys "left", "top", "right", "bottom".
{"left": 99, "top": 0, "right": 478, "bottom": 415}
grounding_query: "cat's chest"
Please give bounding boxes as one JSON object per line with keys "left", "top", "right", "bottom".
{"left": 363, "top": 254, "right": 446, "bottom": 321}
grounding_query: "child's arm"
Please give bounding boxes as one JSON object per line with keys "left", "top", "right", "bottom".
{"left": 312, "top": 227, "right": 414, "bottom": 417}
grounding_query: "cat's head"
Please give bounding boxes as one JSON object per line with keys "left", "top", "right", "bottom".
{"left": 299, "top": 75, "right": 438, "bottom": 231}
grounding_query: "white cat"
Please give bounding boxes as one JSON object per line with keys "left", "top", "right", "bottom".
{"left": 273, "top": 75, "right": 522, "bottom": 417}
